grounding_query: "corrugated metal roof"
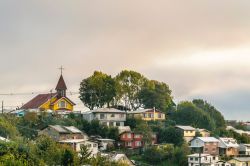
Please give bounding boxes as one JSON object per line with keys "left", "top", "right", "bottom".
{"left": 176, "top": 125, "right": 196, "bottom": 130}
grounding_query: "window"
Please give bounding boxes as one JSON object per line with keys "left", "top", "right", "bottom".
{"left": 93, "top": 144, "right": 97, "bottom": 147}
{"left": 110, "top": 122, "right": 114, "bottom": 127}
{"left": 127, "top": 133, "right": 131, "bottom": 138}
{"left": 158, "top": 113, "right": 161, "bottom": 118}
{"left": 204, "top": 148, "right": 208, "bottom": 152}
{"left": 111, "top": 114, "right": 115, "bottom": 117}
{"left": 58, "top": 101, "right": 66, "bottom": 108}
{"left": 119, "top": 114, "right": 124, "bottom": 118}
{"left": 135, "top": 141, "right": 142, "bottom": 146}
{"left": 116, "top": 122, "right": 120, "bottom": 126}
{"left": 143, "top": 113, "right": 147, "bottom": 118}
{"left": 190, "top": 157, "right": 193, "bottom": 161}
{"left": 100, "top": 113, "right": 105, "bottom": 119}
{"left": 134, "top": 134, "right": 140, "bottom": 138}
{"left": 127, "top": 142, "right": 132, "bottom": 146}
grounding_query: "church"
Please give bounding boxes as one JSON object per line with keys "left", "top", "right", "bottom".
{"left": 21, "top": 74, "right": 75, "bottom": 111}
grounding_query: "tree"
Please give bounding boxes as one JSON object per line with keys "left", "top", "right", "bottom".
{"left": 192, "top": 99, "right": 226, "bottom": 128}
{"left": 138, "top": 80, "right": 174, "bottom": 113}
{"left": 79, "top": 144, "right": 92, "bottom": 164}
{"left": 0, "top": 116, "right": 19, "bottom": 139}
{"left": 158, "top": 127, "right": 184, "bottom": 146}
{"left": 79, "top": 71, "right": 117, "bottom": 110}
{"left": 115, "top": 70, "right": 147, "bottom": 110}
{"left": 170, "top": 101, "right": 216, "bottom": 131}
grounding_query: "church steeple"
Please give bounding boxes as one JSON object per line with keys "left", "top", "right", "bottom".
{"left": 56, "top": 74, "right": 67, "bottom": 97}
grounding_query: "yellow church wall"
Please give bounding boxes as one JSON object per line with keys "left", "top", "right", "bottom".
{"left": 52, "top": 98, "right": 74, "bottom": 111}
{"left": 39, "top": 96, "right": 58, "bottom": 110}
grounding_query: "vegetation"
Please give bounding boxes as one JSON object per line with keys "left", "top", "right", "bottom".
{"left": 79, "top": 70, "right": 174, "bottom": 113}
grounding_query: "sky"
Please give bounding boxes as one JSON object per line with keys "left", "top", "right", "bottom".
{"left": 1, "top": 0, "right": 250, "bottom": 120}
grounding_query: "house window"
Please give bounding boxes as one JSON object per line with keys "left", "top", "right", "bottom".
{"left": 58, "top": 101, "right": 66, "bottom": 108}
{"left": 119, "top": 114, "right": 124, "bottom": 118}
{"left": 204, "top": 148, "right": 208, "bottom": 152}
{"left": 127, "top": 133, "right": 131, "bottom": 138}
{"left": 127, "top": 142, "right": 132, "bottom": 146}
{"left": 100, "top": 113, "right": 105, "bottom": 119}
{"left": 158, "top": 113, "right": 161, "bottom": 118}
{"left": 110, "top": 122, "right": 114, "bottom": 127}
{"left": 135, "top": 141, "right": 141, "bottom": 146}
{"left": 111, "top": 114, "right": 115, "bottom": 117}
{"left": 143, "top": 113, "right": 147, "bottom": 118}
{"left": 134, "top": 134, "right": 140, "bottom": 138}
{"left": 116, "top": 122, "right": 120, "bottom": 126}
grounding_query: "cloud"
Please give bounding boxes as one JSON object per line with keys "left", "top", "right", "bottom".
{"left": 1, "top": 0, "right": 250, "bottom": 120}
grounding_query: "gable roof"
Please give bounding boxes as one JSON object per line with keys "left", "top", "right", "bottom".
{"left": 92, "top": 108, "right": 126, "bottom": 114}
{"left": 56, "top": 75, "right": 67, "bottom": 90}
{"left": 127, "top": 108, "right": 163, "bottom": 114}
{"left": 219, "top": 137, "right": 239, "bottom": 148}
{"left": 21, "top": 93, "right": 56, "bottom": 109}
{"left": 176, "top": 125, "right": 196, "bottom": 131}
{"left": 50, "top": 96, "right": 76, "bottom": 106}
{"left": 49, "top": 125, "right": 84, "bottom": 134}
{"left": 194, "top": 137, "right": 220, "bottom": 143}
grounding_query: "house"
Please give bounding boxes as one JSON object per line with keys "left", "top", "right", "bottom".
{"left": 118, "top": 126, "right": 131, "bottom": 135}
{"left": 176, "top": 125, "right": 196, "bottom": 142}
{"left": 0, "top": 136, "right": 10, "bottom": 142}
{"left": 97, "top": 139, "right": 115, "bottom": 151}
{"left": 190, "top": 137, "right": 220, "bottom": 155}
{"left": 59, "top": 139, "right": 98, "bottom": 156}
{"left": 110, "top": 153, "right": 135, "bottom": 166}
{"left": 21, "top": 74, "right": 75, "bottom": 112}
{"left": 39, "top": 125, "right": 87, "bottom": 141}
{"left": 188, "top": 154, "right": 219, "bottom": 166}
{"left": 228, "top": 157, "right": 250, "bottom": 166}
{"left": 119, "top": 131, "right": 157, "bottom": 149}
{"left": 82, "top": 108, "right": 126, "bottom": 127}
{"left": 127, "top": 108, "right": 165, "bottom": 121}
{"left": 218, "top": 137, "right": 239, "bottom": 156}
{"left": 197, "top": 128, "right": 211, "bottom": 137}
{"left": 239, "top": 144, "right": 250, "bottom": 155}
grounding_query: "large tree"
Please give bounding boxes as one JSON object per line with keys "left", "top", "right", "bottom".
{"left": 138, "top": 80, "right": 174, "bottom": 113}
{"left": 115, "top": 70, "right": 147, "bottom": 110}
{"left": 79, "top": 71, "right": 117, "bottom": 110}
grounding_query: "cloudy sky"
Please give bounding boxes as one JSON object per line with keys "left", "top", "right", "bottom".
{"left": 1, "top": 0, "right": 250, "bottom": 120}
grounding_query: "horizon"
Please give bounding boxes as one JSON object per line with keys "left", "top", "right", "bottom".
{"left": 1, "top": 0, "right": 250, "bottom": 121}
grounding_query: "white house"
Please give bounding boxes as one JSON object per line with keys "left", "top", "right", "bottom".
{"left": 176, "top": 125, "right": 196, "bottom": 142}
{"left": 188, "top": 153, "right": 219, "bottom": 166}
{"left": 97, "top": 139, "right": 115, "bottom": 151}
{"left": 239, "top": 144, "right": 250, "bottom": 156}
{"left": 82, "top": 108, "right": 126, "bottom": 127}
{"left": 59, "top": 139, "right": 99, "bottom": 156}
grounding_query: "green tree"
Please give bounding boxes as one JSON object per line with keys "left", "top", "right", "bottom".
{"left": 192, "top": 99, "right": 226, "bottom": 128}
{"left": 171, "top": 101, "right": 216, "bottom": 131}
{"left": 138, "top": 80, "right": 173, "bottom": 113}
{"left": 158, "top": 126, "right": 184, "bottom": 146}
{"left": 79, "top": 71, "right": 117, "bottom": 110}
{"left": 0, "top": 116, "right": 19, "bottom": 139}
{"left": 79, "top": 144, "right": 92, "bottom": 164}
{"left": 115, "top": 70, "right": 147, "bottom": 110}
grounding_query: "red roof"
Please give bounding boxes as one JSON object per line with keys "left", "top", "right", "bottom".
{"left": 21, "top": 93, "right": 56, "bottom": 109}
{"left": 55, "top": 75, "right": 67, "bottom": 91}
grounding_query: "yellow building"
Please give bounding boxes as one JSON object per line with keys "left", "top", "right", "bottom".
{"left": 176, "top": 125, "right": 196, "bottom": 142}
{"left": 228, "top": 157, "right": 250, "bottom": 166}
{"left": 127, "top": 108, "right": 166, "bottom": 121}
{"left": 21, "top": 74, "right": 75, "bottom": 111}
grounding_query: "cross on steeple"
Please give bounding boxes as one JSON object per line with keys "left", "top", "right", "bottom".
{"left": 58, "top": 66, "right": 64, "bottom": 75}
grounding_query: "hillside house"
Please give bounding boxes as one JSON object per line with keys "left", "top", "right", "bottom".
{"left": 127, "top": 108, "right": 165, "bottom": 121}
{"left": 219, "top": 137, "right": 239, "bottom": 157}
{"left": 59, "top": 139, "right": 99, "bottom": 156}
{"left": 119, "top": 131, "right": 157, "bottom": 149}
{"left": 176, "top": 125, "right": 196, "bottom": 142}
{"left": 190, "top": 137, "right": 220, "bottom": 155}
{"left": 82, "top": 108, "right": 126, "bottom": 127}
{"left": 197, "top": 128, "right": 211, "bottom": 137}
{"left": 239, "top": 144, "right": 250, "bottom": 155}
{"left": 39, "top": 125, "right": 87, "bottom": 141}
{"left": 228, "top": 157, "right": 250, "bottom": 166}
{"left": 188, "top": 154, "right": 219, "bottom": 166}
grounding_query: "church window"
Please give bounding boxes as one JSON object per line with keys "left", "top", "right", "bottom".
{"left": 58, "top": 101, "right": 66, "bottom": 108}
